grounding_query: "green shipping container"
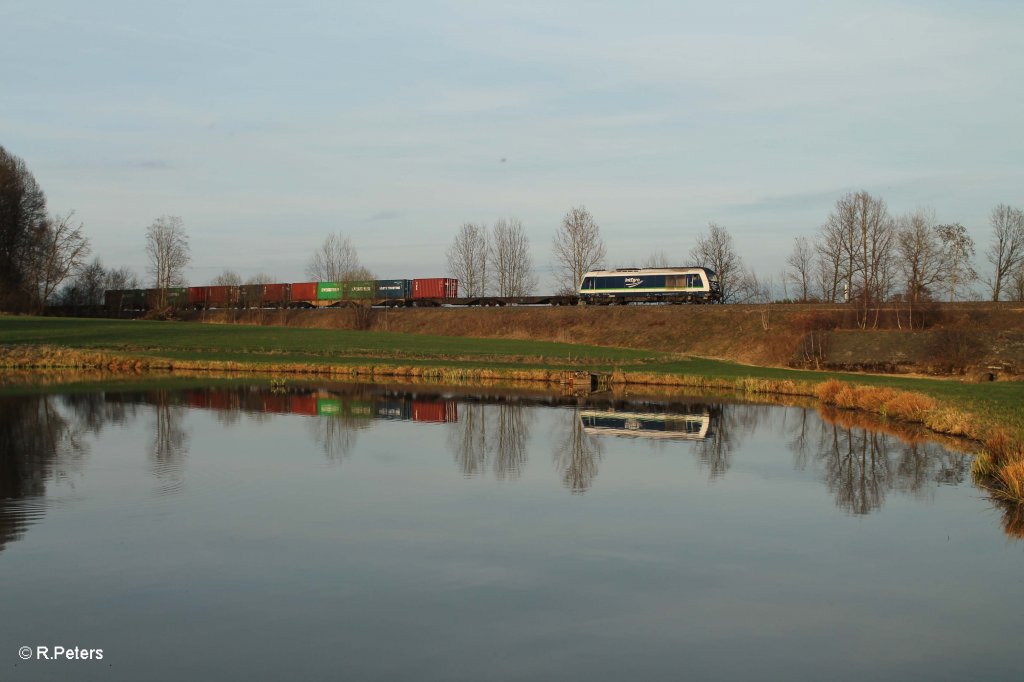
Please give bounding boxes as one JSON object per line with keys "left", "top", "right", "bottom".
{"left": 317, "top": 399, "right": 342, "bottom": 416}
{"left": 165, "top": 288, "right": 188, "bottom": 305}
{"left": 345, "top": 280, "right": 375, "bottom": 300}
{"left": 316, "top": 399, "right": 373, "bottom": 418}
{"left": 316, "top": 282, "right": 344, "bottom": 300}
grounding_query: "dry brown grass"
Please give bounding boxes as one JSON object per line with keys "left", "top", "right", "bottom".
{"left": 815, "top": 381, "right": 939, "bottom": 425}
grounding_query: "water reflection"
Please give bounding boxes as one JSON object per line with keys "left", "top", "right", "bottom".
{"left": 796, "top": 406, "right": 970, "bottom": 515}
{"left": 448, "top": 402, "right": 532, "bottom": 479}
{"left": 0, "top": 395, "right": 90, "bottom": 552}
{"left": 0, "top": 384, "right": 998, "bottom": 554}
{"left": 555, "top": 407, "right": 604, "bottom": 493}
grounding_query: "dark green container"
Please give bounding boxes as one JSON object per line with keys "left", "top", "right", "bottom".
{"left": 165, "top": 288, "right": 188, "bottom": 306}
{"left": 345, "top": 280, "right": 375, "bottom": 300}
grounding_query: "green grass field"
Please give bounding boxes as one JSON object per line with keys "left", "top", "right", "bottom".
{"left": 3, "top": 315, "right": 1023, "bottom": 436}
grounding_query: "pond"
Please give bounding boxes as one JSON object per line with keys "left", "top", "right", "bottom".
{"left": 1, "top": 382, "right": 1021, "bottom": 681}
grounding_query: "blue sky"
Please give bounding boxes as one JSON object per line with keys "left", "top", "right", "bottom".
{"left": 2, "top": 0, "right": 1022, "bottom": 289}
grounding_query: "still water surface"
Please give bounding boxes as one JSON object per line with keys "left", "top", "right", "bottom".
{"left": 1, "top": 384, "right": 1021, "bottom": 681}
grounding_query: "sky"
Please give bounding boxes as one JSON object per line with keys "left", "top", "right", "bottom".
{"left": 2, "top": 0, "right": 1022, "bottom": 291}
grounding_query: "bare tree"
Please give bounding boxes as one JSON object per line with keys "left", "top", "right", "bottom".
{"left": 984, "top": 204, "right": 1024, "bottom": 301}
{"left": 245, "top": 273, "right": 276, "bottom": 285}
{"left": 58, "top": 257, "right": 106, "bottom": 306}
{"left": 28, "top": 210, "right": 91, "bottom": 310}
{"left": 689, "top": 222, "right": 741, "bottom": 302}
{"left": 935, "top": 222, "right": 977, "bottom": 301}
{"left": 211, "top": 270, "right": 242, "bottom": 287}
{"left": 641, "top": 251, "right": 671, "bottom": 268}
{"left": 814, "top": 226, "right": 845, "bottom": 302}
{"left": 446, "top": 222, "right": 488, "bottom": 296}
{"left": 786, "top": 235, "right": 814, "bottom": 302}
{"left": 306, "top": 233, "right": 366, "bottom": 282}
{"left": 895, "top": 208, "right": 943, "bottom": 303}
{"left": 489, "top": 217, "right": 537, "bottom": 297}
{"left": 105, "top": 266, "right": 138, "bottom": 291}
{"left": 823, "top": 191, "right": 893, "bottom": 324}
{"left": 145, "top": 215, "right": 190, "bottom": 305}
{"left": 552, "top": 205, "right": 606, "bottom": 295}
{"left": 1010, "top": 266, "right": 1024, "bottom": 302}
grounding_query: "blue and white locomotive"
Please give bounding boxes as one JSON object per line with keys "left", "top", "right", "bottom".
{"left": 577, "top": 267, "right": 721, "bottom": 304}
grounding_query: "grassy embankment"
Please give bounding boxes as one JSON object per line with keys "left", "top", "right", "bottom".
{"left": 2, "top": 315, "right": 1023, "bottom": 502}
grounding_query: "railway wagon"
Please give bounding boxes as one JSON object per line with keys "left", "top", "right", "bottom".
{"left": 146, "top": 287, "right": 187, "bottom": 308}
{"left": 578, "top": 267, "right": 720, "bottom": 304}
{"left": 105, "top": 288, "right": 149, "bottom": 311}
{"left": 412, "top": 278, "right": 458, "bottom": 299}
{"left": 316, "top": 282, "right": 344, "bottom": 303}
{"left": 289, "top": 282, "right": 318, "bottom": 306}
{"left": 241, "top": 283, "right": 291, "bottom": 308}
{"left": 375, "top": 279, "right": 412, "bottom": 299}
{"left": 345, "top": 280, "right": 376, "bottom": 300}
{"left": 194, "top": 285, "right": 240, "bottom": 308}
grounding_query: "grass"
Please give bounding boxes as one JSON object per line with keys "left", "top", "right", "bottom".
{"left": 3, "top": 314, "right": 1024, "bottom": 504}
{"left": 0, "top": 315, "right": 664, "bottom": 365}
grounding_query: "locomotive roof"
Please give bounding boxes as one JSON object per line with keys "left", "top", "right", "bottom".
{"left": 582, "top": 267, "right": 716, "bottom": 277}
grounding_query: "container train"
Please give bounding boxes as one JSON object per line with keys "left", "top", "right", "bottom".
{"left": 103, "top": 266, "right": 720, "bottom": 312}
{"left": 104, "top": 277, "right": 460, "bottom": 312}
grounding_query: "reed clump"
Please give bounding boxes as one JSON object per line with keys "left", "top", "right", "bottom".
{"left": 816, "top": 380, "right": 938, "bottom": 424}
{"left": 971, "top": 428, "right": 1024, "bottom": 504}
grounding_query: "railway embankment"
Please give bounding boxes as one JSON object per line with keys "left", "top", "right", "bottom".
{"left": 185, "top": 302, "right": 1024, "bottom": 378}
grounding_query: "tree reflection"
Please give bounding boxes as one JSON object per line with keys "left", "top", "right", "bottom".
{"left": 792, "top": 406, "right": 971, "bottom": 515}
{"left": 447, "top": 402, "right": 531, "bottom": 479}
{"left": 0, "top": 395, "right": 88, "bottom": 553}
{"left": 691, "top": 406, "right": 734, "bottom": 479}
{"left": 449, "top": 403, "right": 488, "bottom": 476}
{"left": 150, "top": 392, "right": 189, "bottom": 495}
{"left": 308, "top": 414, "right": 370, "bottom": 462}
{"left": 493, "top": 404, "right": 530, "bottom": 480}
{"left": 554, "top": 407, "right": 603, "bottom": 493}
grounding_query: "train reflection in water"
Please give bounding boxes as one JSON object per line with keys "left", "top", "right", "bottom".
{"left": 179, "top": 386, "right": 459, "bottom": 424}
{"left": 580, "top": 407, "right": 715, "bottom": 441}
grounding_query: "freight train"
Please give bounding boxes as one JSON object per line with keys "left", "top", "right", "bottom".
{"left": 103, "top": 266, "right": 721, "bottom": 312}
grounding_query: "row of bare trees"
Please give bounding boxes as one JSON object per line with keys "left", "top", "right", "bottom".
{"left": 785, "top": 192, "right": 1024, "bottom": 307}
{"left": 447, "top": 217, "right": 540, "bottom": 296}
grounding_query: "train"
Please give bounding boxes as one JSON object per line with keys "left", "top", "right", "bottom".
{"left": 103, "top": 266, "right": 721, "bottom": 312}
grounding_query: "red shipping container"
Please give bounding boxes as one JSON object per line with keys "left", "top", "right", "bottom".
{"left": 412, "top": 400, "right": 458, "bottom": 423}
{"left": 289, "top": 394, "right": 319, "bottom": 417}
{"left": 262, "top": 283, "right": 290, "bottom": 307}
{"left": 412, "top": 278, "right": 459, "bottom": 299}
{"left": 206, "top": 285, "right": 238, "bottom": 307}
{"left": 261, "top": 394, "right": 288, "bottom": 414}
{"left": 208, "top": 389, "right": 236, "bottom": 412}
{"left": 187, "top": 286, "right": 207, "bottom": 307}
{"left": 290, "top": 282, "right": 317, "bottom": 304}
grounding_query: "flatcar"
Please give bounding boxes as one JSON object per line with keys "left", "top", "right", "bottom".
{"left": 577, "top": 267, "right": 720, "bottom": 304}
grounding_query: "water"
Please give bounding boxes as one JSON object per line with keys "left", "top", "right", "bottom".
{"left": 1, "top": 383, "right": 1021, "bottom": 681}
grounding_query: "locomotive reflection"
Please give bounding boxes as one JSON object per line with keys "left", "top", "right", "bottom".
{"left": 580, "top": 407, "right": 715, "bottom": 441}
